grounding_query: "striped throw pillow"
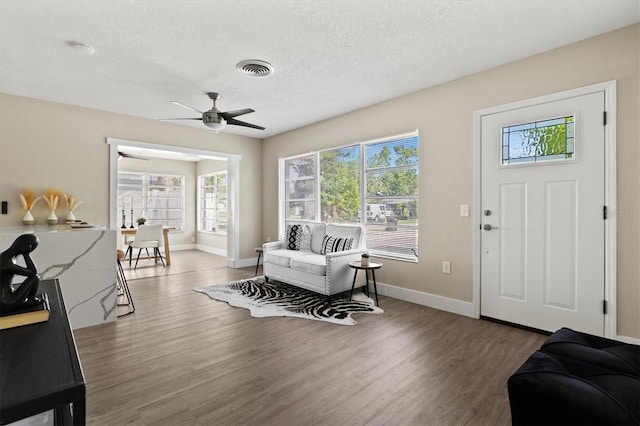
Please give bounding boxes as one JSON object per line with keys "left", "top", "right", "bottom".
{"left": 320, "top": 235, "right": 354, "bottom": 254}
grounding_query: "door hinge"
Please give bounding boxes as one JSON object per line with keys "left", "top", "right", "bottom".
{"left": 603, "top": 300, "right": 607, "bottom": 315}
{"left": 603, "top": 205, "right": 608, "bottom": 219}
{"left": 603, "top": 111, "right": 607, "bottom": 125}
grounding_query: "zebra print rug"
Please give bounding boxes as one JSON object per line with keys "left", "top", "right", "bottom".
{"left": 194, "top": 277, "right": 383, "bottom": 325}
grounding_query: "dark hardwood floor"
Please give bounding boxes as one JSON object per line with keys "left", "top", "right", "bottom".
{"left": 74, "top": 250, "right": 546, "bottom": 425}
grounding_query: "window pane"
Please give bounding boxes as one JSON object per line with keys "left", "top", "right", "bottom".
{"left": 287, "top": 201, "right": 315, "bottom": 220}
{"left": 364, "top": 132, "right": 419, "bottom": 260}
{"left": 285, "top": 156, "right": 315, "bottom": 179}
{"left": 502, "top": 116, "right": 575, "bottom": 165}
{"left": 198, "top": 171, "right": 227, "bottom": 234}
{"left": 284, "top": 155, "right": 317, "bottom": 222}
{"left": 366, "top": 222, "right": 418, "bottom": 258}
{"left": 201, "top": 219, "right": 217, "bottom": 232}
{"left": 366, "top": 135, "right": 419, "bottom": 169}
{"left": 286, "top": 179, "right": 315, "bottom": 200}
{"left": 366, "top": 168, "right": 418, "bottom": 198}
{"left": 320, "top": 145, "right": 360, "bottom": 224}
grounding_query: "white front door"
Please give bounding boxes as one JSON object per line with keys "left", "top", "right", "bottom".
{"left": 480, "top": 90, "right": 606, "bottom": 335}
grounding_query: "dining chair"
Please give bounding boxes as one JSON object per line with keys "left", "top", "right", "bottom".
{"left": 129, "top": 224, "right": 165, "bottom": 269}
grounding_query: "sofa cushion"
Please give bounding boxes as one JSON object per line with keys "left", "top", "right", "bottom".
{"left": 508, "top": 350, "right": 640, "bottom": 425}
{"left": 264, "top": 249, "right": 314, "bottom": 267}
{"left": 320, "top": 235, "right": 354, "bottom": 254}
{"left": 326, "top": 224, "right": 362, "bottom": 248}
{"left": 541, "top": 327, "right": 640, "bottom": 377}
{"left": 290, "top": 253, "right": 327, "bottom": 276}
{"left": 308, "top": 222, "right": 327, "bottom": 253}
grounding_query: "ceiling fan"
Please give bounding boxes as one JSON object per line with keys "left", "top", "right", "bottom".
{"left": 118, "top": 151, "right": 148, "bottom": 161}
{"left": 162, "top": 92, "right": 265, "bottom": 131}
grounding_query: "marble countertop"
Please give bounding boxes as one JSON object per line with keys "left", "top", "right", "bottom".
{"left": 0, "top": 224, "right": 107, "bottom": 234}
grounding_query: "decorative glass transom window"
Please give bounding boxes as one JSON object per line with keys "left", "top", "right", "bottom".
{"left": 502, "top": 116, "right": 575, "bottom": 165}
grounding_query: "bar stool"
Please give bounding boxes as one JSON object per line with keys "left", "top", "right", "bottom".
{"left": 116, "top": 250, "right": 135, "bottom": 317}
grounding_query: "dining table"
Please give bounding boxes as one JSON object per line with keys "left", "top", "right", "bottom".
{"left": 120, "top": 226, "right": 173, "bottom": 265}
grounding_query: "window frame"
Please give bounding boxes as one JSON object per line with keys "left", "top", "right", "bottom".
{"left": 117, "top": 171, "right": 185, "bottom": 231}
{"left": 279, "top": 130, "right": 419, "bottom": 262}
{"left": 198, "top": 170, "right": 228, "bottom": 235}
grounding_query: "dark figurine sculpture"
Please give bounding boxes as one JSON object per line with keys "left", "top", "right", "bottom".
{"left": 0, "top": 234, "right": 41, "bottom": 312}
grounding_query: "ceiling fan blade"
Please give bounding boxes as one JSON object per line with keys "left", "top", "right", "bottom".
{"left": 170, "top": 101, "right": 203, "bottom": 114}
{"left": 220, "top": 108, "right": 255, "bottom": 119}
{"left": 225, "top": 117, "right": 265, "bottom": 130}
{"left": 159, "top": 117, "right": 203, "bottom": 121}
{"left": 118, "top": 152, "right": 149, "bottom": 161}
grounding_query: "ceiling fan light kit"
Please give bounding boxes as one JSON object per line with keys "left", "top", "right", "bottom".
{"left": 163, "top": 91, "right": 265, "bottom": 131}
{"left": 203, "top": 114, "right": 227, "bottom": 130}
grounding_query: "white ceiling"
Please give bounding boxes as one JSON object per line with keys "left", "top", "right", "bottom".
{"left": 1, "top": 0, "right": 638, "bottom": 138}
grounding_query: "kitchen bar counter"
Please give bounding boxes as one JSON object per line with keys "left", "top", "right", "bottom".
{"left": 0, "top": 225, "right": 117, "bottom": 329}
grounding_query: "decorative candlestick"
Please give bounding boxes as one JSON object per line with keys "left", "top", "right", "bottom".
{"left": 130, "top": 209, "right": 135, "bottom": 228}
{"left": 121, "top": 209, "right": 126, "bottom": 228}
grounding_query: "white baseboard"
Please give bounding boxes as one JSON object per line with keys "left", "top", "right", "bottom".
{"left": 171, "top": 245, "right": 258, "bottom": 269}
{"left": 376, "top": 281, "right": 475, "bottom": 318}
{"left": 229, "top": 256, "right": 260, "bottom": 269}
{"left": 375, "top": 282, "right": 640, "bottom": 342}
{"left": 615, "top": 334, "right": 640, "bottom": 345}
{"left": 194, "top": 244, "right": 226, "bottom": 257}
{"left": 169, "top": 243, "right": 196, "bottom": 251}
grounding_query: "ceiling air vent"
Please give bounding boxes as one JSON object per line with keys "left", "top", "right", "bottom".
{"left": 236, "top": 60, "right": 274, "bottom": 77}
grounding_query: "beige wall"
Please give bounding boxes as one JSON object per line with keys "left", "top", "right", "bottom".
{"left": 0, "top": 94, "right": 264, "bottom": 260}
{"left": 262, "top": 24, "right": 640, "bottom": 338}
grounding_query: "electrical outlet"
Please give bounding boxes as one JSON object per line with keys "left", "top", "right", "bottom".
{"left": 1, "top": 201, "right": 7, "bottom": 214}
{"left": 442, "top": 261, "right": 451, "bottom": 274}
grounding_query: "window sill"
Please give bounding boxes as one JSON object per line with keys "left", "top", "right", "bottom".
{"left": 198, "top": 230, "right": 228, "bottom": 236}
{"left": 368, "top": 252, "right": 418, "bottom": 263}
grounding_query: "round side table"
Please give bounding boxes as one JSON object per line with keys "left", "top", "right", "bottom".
{"left": 348, "top": 260, "right": 382, "bottom": 306}
{"left": 254, "top": 247, "right": 263, "bottom": 276}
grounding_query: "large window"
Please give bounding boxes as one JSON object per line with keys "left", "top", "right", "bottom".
{"left": 199, "top": 171, "right": 227, "bottom": 234}
{"left": 281, "top": 130, "right": 419, "bottom": 261}
{"left": 117, "top": 172, "right": 184, "bottom": 230}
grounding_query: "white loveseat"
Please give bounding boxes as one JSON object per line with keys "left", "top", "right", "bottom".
{"left": 263, "top": 222, "right": 367, "bottom": 296}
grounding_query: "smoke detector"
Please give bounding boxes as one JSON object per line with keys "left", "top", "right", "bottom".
{"left": 236, "top": 60, "right": 274, "bottom": 77}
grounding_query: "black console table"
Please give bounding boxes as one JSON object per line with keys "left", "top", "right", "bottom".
{"left": 0, "top": 279, "right": 86, "bottom": 425}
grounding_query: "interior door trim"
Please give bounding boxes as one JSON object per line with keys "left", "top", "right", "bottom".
{"left": 471, "top": 80, "right": 617, "bottom": 338}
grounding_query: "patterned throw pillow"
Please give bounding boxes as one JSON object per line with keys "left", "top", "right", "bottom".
{"left": 286, "top": 224, "right": 303, "bottom": 250}
{"left": 299, "top": 225, "right": 312, "bottom": 251}
{"left": 320, "top": 235, "right": 354, "bottom": 254}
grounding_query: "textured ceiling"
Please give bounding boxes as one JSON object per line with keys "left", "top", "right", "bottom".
{"left": 1, "top": 0, "right": 638, "bottom": 138}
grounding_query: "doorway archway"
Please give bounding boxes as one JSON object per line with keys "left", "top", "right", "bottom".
{"left": 106, "top": 138, "right": 241, "bottom": 267}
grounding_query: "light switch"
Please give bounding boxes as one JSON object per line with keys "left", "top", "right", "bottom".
{"left": 460, "top": 204, "right": 469, "bottom": 217}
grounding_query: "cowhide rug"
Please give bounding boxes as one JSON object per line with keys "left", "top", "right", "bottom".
{"left": 194, "top": 276, "right": 383, "bottom": 325}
